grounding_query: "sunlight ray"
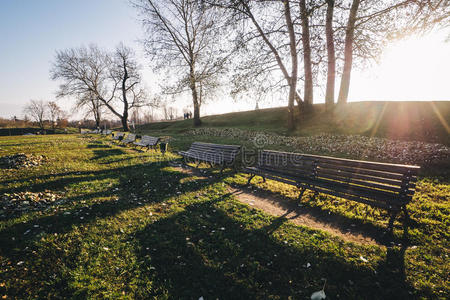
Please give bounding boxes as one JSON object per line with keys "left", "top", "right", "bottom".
{"left": 430, "top": 101, "right": 450, "bottom": 134}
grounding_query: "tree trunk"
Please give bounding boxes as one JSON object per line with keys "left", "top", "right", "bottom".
{"left": 190, "top": 66, "right": 202, "bottom": 126}
{"left": 193, "top": 101, "right": 201, "bottom": 126}
{"left": 93, "top": 109, "right": 100, "bottom": 128}
{"left": 287, "top": 82, "right": 296, "bottom": 130}
{"left": 337, "top": 0, "right": 360, "bottom": 104}
{"left": 93, "top": 99, "right": 101, "bottom": 128}
{"left": 191, "top": 84, "right": 201, "bottom": 127}
{"left": 325, "top": 0, "right": 336, "bottom": 110}
{"left": 300, "top": 0, "right": 313, "bottom": 107}
{"left": 284, "top": 0, "right": 297, "bottom": 131}
{"left": 121, "top": 114, "right": 130, "bottom": 132}
{"left": 121, "top": 57, "right": 130, "bottom": 131}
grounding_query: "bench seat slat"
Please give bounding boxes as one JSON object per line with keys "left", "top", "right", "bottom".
{"left": 122, "top": 134, "right": 136, "bottom": 143}
{"left": 244, "top": 167, "right": 404, "bottom": 209}
{"left": 318, "top": 162, "right": 412, "bottom": 181}
{"left": 179, "top": 142, "right": 241, "bottom": 170}
{"left": 316, "top": 171, "right": 405, "bottom": 193}
{"left": 316, "top": 168, "right": 404, "bottom": 186}
{"left": 181, "top": 152, "right": 236, "bottom": 164}
{"left": 183, "top": 150, "right": 239, "bottom": 160}
{"left": 246, "top": 166, "right": 410, "bottom": 204}
{"left": 265, "top": 150, "right": 420, "bottom": 174}
{"left": 133, "top": 135, "right": 159, "bottom": 147}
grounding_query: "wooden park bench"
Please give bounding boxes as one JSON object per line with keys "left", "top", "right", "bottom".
{"left": 112, "top": 132, "right": 125, "bottom": 142}
{"left": 101, "top": 129, "right": 112, "bottom": 135}
{"left": 120, "top": 133, "right": 136, "bottom": 145}
{"left": 179, "top": 142, "right": 241, "bottom": 173}
{"left": 133, "top": 135, "right": 160, "bottom": 150}
{"left": 244, "top": 150, "right": 420, "bottom": 232}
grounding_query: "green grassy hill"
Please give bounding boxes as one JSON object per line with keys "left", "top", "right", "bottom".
{"left": 138, "top": 101, "right": 450, "bottom": 145}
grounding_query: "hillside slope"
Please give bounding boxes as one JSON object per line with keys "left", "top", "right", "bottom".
{"left": 137, "top": 101, "right": 450, "bottom": 145}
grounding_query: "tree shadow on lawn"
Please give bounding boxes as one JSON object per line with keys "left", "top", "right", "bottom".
{"left": 0, "top": 161, "right": 224, "bottom": 244}
{"left": 133, "top": 198, "right": 415, "bottom": 299}
{"left": 98, "top": 156, "right": 136, "bottom": 165}
{"left": 0, "top": 162, "right": 227, "bottom": 298}
{"left": 0, "top": 161, "right": 165, "bottom": 195}
{"left": 86, "top": 142, "right": 111, "bottom": 149}
{"left": 91, "top": 148, "right": 126, "bottom": 160}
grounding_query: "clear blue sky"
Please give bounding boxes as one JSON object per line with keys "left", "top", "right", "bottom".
{"left": 1, "top": 0, "right": 449, "bottom": 120}
{"left": 0, "top": 0, "right": 147, "bottom": 118}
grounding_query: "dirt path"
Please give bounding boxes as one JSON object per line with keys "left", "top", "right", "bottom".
{"left": 171, "top": 165, "right": 382, "bottom": 246}
{"left": 229, "top": 187, "right": 381, "bottom": 245}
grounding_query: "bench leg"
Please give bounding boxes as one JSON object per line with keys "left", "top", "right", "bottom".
{"left": 261, "top": 176, "right": 266, "bottom": 183}
{"left": 387, "top": 210, "right": 399, "bottom": 233}
{"left": 402, "top": 206, "right": 410, "bottom": 236}
{"left": 181, "top": 158, "right": 188, "bottom": 168}
{"left": 298, "top": 187, "right": 306, "bottom": 200}
{"left": 196, "top": 161, "right": 201, "bottom": 168}
{"left": 247, "top": 174, "right": 255, "bottom": 185}
{"left": 220, "top": 163, "right": 225, "bottom": 175}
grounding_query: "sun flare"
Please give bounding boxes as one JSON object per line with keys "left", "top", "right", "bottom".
{"left": 350, "top": 30, "right": 450, "bottom": 102}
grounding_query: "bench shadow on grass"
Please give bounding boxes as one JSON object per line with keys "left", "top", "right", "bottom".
{"left": 230, "top": 179, "right": 414, "bottom": 247}
{"left": 133, "top": 197, "right": 414, "bottom": 299}
{"left": 0, "top": 161, "right": 228, "bottom": 298}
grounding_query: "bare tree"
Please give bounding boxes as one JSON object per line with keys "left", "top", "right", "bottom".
{"left": 325, "top": 0, "right": 336, "bottom": 109}
{"left": 299, "top": 0, "right": 314, "bottom": 107}
{"left": 336, "top": 0, "right": 361, "bottom": 104}
{"left": 207, "top": 0, "right": 318, "bottom": 130}
{"left": 143, "top": 107, "right": 156, "bottom": 123}
{"left": 51, "top": 44, "right": 151, "bottom": 131}
{"left": 335, "top": 0, "right": 449, "bottom": 104}
{"left": 23, "top": 100, "right": 46, "bottom": 130}
{"left": 76, "top": 91, "right": 104, "bottom": 128}
{"left": 134, "top": 0, "right": 230, "bottom": 126}
{"left": 47, "top": 101, "right": 63, "bottom": 129}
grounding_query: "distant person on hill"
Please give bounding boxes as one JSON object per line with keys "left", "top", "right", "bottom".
{"left": 189, "top": 111, "right": 192, "bottom": 119}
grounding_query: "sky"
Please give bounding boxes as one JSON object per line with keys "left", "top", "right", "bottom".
{"left": 0, "top": 0, "right": 449, "bottom": 120}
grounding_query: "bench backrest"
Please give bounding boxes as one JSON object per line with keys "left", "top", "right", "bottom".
{"left": 257, "top": 150, "right": 419, "bottom": 208}
{"left": 257, "top": 150, "right": 317, "bottom": 180}
{"left": 187, "top": 142, "right": 241, "bottom": 163}
{"left": 310, "top": 154, "right": 419, "bottom": 208}
{"left": 122, "top": 133, "right": 136, "bottom": 143}
{"left": 140, "top": 135, "right": 160, "bottom": 146}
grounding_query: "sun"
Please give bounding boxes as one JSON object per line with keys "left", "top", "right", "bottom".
{"left": 350, "top": 30, "right": 450, "bottom": 101}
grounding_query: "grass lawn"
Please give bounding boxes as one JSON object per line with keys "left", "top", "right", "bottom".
{"left": 0, "top": 133, "right": 448, "bottom": 299}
